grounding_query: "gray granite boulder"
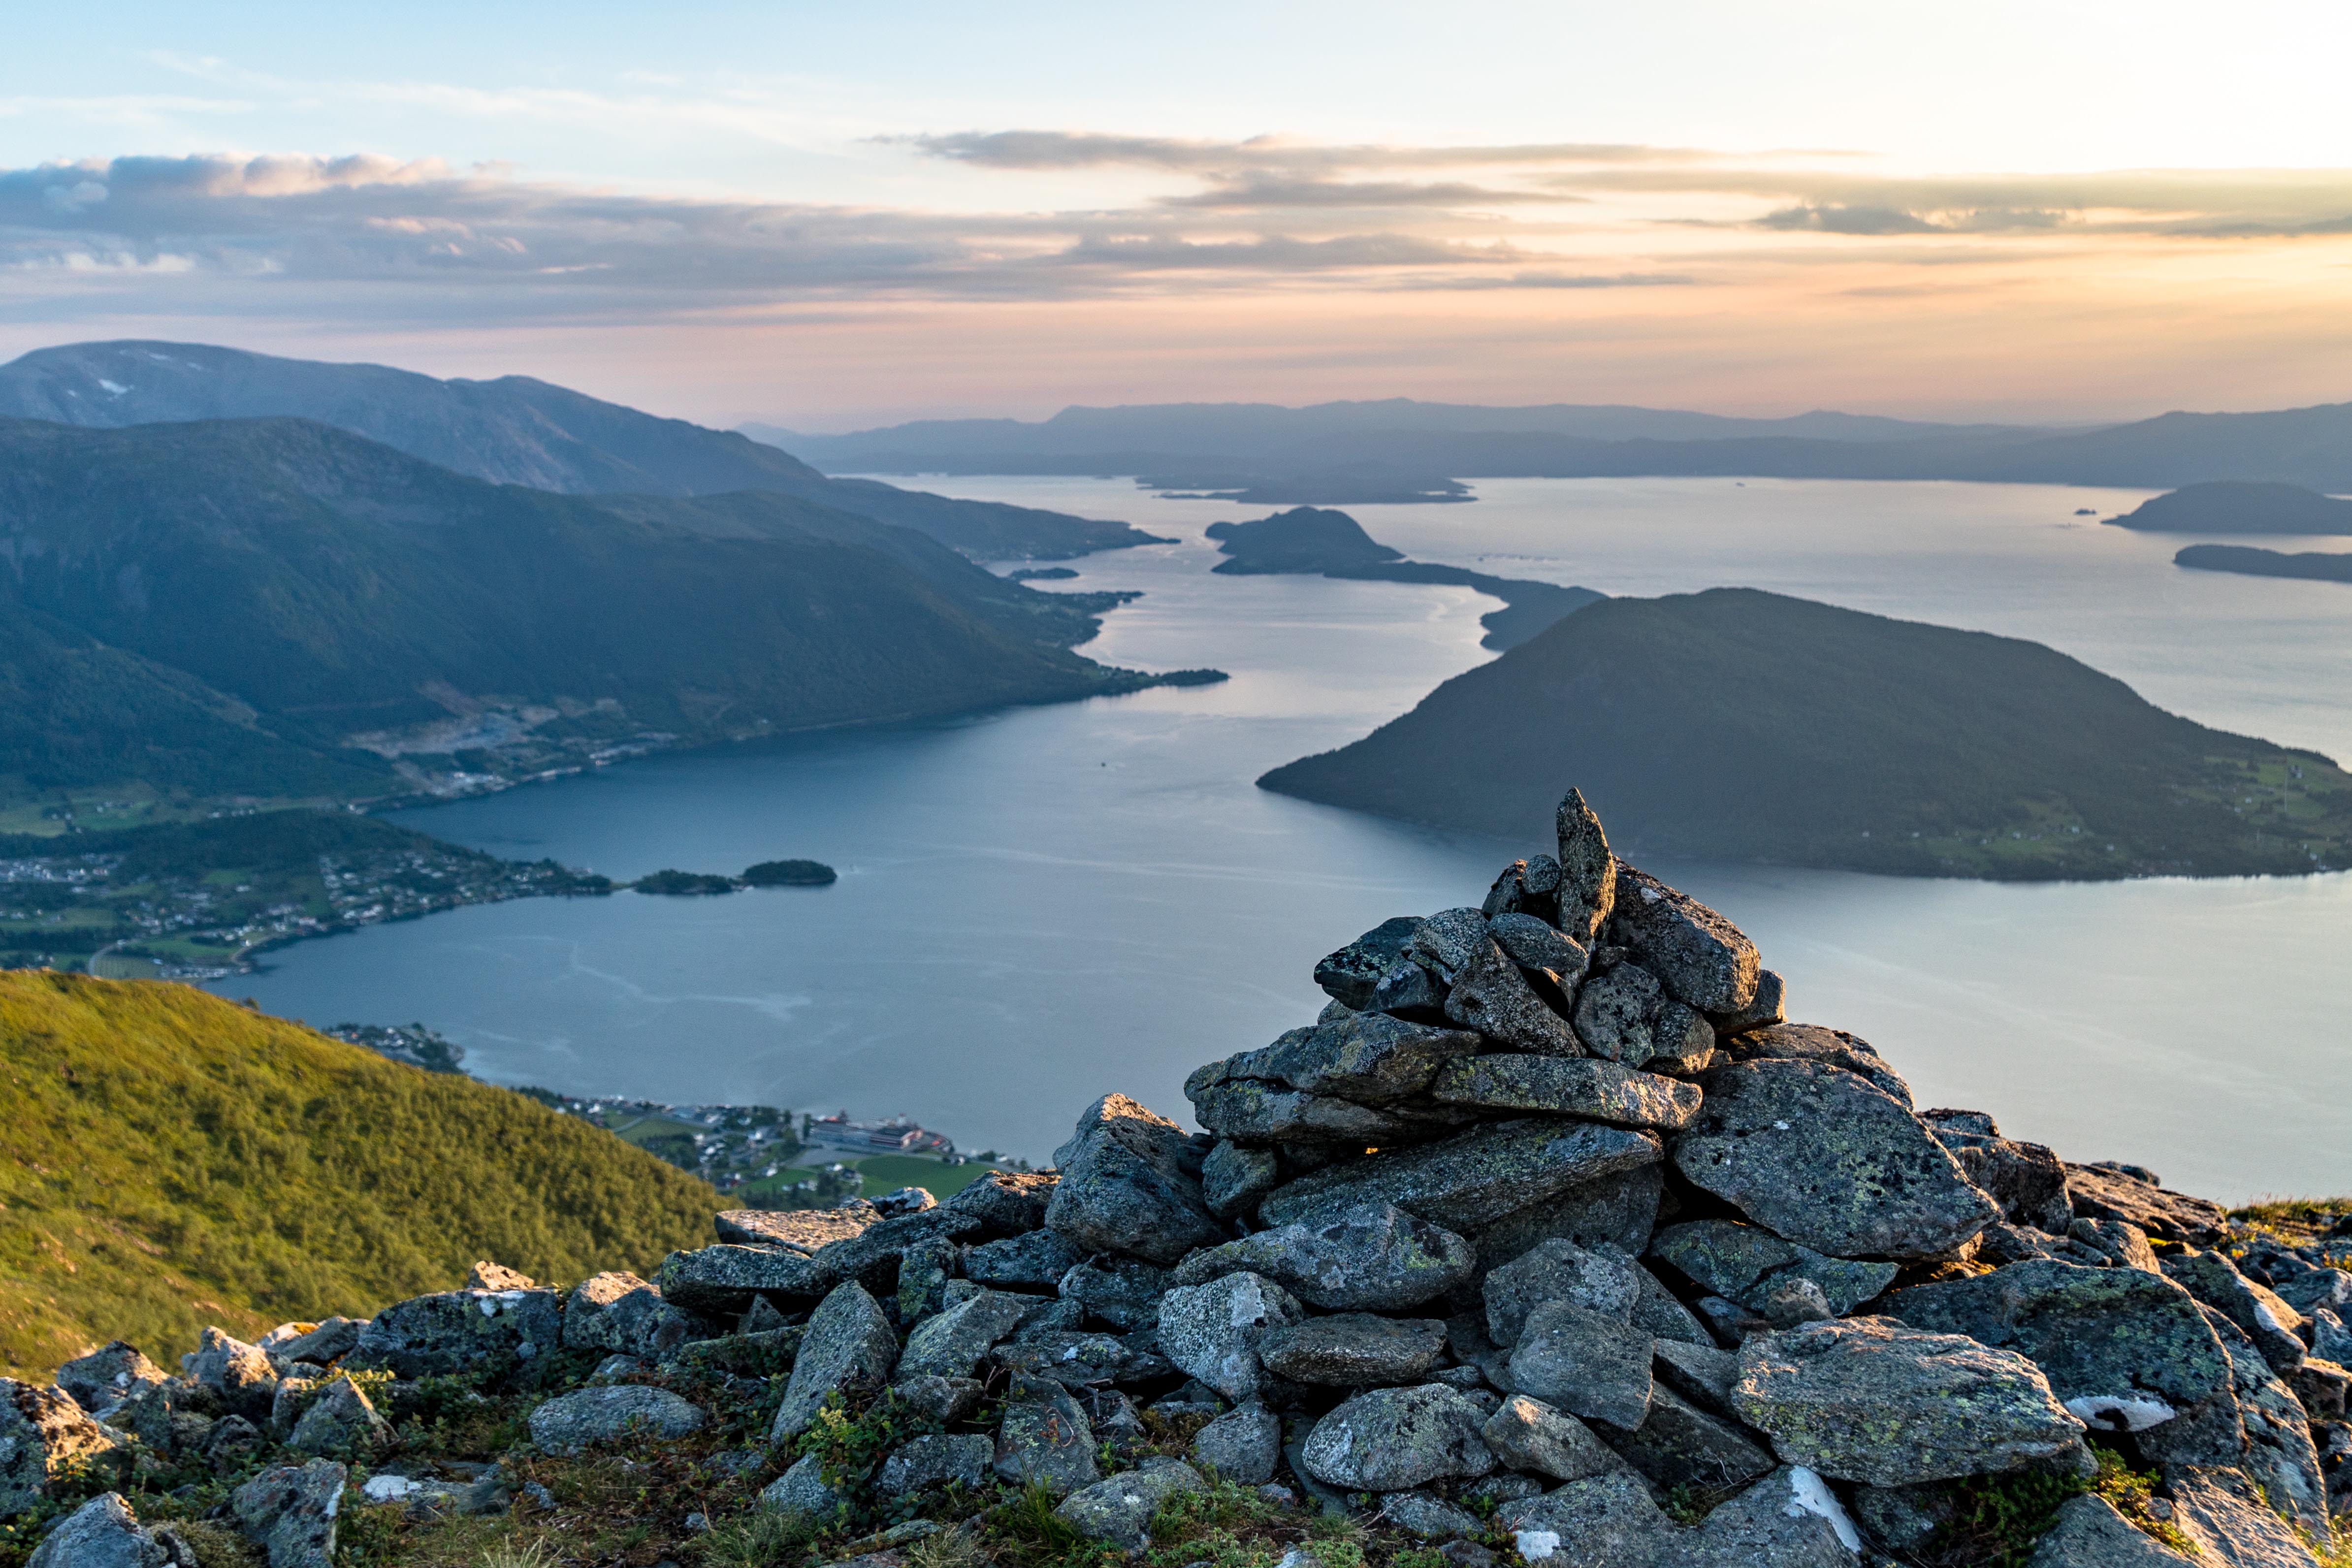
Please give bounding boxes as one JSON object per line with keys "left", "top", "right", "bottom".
{"left": 1484, "top": 1237, "right": 1642, "bottom": 1346}
{"left": 1650, "top": 1220, "right": 1899, "bottom": 1318}
{"left": 1191, "top": 1400, "right": 1281, "bottom": 1484}
{"left": 1732, "top": 1317, "right": 2086, "bottom": 1485}
{"left": 1381, "top": 1492, "right": 1485, "bottom": 1540}
{"left": 1189, "top": 1008, "right": 1483, "bottom": 1110}
{"left": 1409, "top": 907, "right": 1493, "bottom": 979}
{"left": 2163, "top": 1250, "right": 2308, "bottom": 1372}
{"left": 2062, "top": 1164, "right": 2227, "bottom": 1247}
{"left": 530, "top": 1385, "right": 705, "bottom": 1455}
{"left": 1598, "top": 1382, "right": 1774, "bottom": 1492}
{"left": 231, "top": 1460, "right": 346, "bottom": 1568}
{"left": 1705, "top": 968, "right": 1788, "bottom": 1038}
{"left": 1886, "top": 1261, "right": 2234, "bottom": 1444}
{"left": 1189, "top": 1078, "right": 1462, "bottom": 1147}
{"left": 563, "top": 1272, "right": 697, "bottom": 1360}
{"left": 1605, "top": 865, "right": 1759, "bottom": 1014}
{"left": 185, "top": 1327, "right": 278, "bottom": 1422}
{"left": 1496, "top": 1472, "right": 1677, "bottom": 1568}
{"left": 1921, "top": 1111, "right": 2075, "bottom": 1233}
{"left": 1554, "top": 790, "right": 1617, "bottom": 943}
{"left": 1430, "top": 1054, "right": 1701, "bottom": 1129}
{"left": 1260, "top": 1119, "right": 1663, "bottom": 1232}
{"left": 1479, "top": 1393, "right": 1626, "bottom": 1481}
{"left": 26, "top": 1493, "right": 185, "bottom": 1568}
{"left": 993, "top": 1378, "right": 1100, "bottom": 1496}
{"left": 943, "top": 1168, "right": 1060, "bottom": 1232}
{"left": 716, "top": 1204, "right": 878, "bottom": 1253}
{"left": 2163, "top": 1465, "right": 2320, "bottom": 1568}
{"left": 655, "top": 1245, "right": 822, "bottom": 1314}
{"left": 1444, "top": 937, "right": 1581, "bottom": 1054}
{"left": 1053, "top": 1457, "right": 1204, "bottom": 1550}
{"left": 878, "top": 1432, "right": 994, "bottom": 1496}
{"left": 1045, "top": 1094, "right": 1228, "bottom": 1265}
{"left": 1297, "top": 1383, "right": 1499, "bottom": 1491}
{"left": 350, "top": 1288, "right": 562, "bottom": 1379}
{"left": 0, "top": 1379, "right": 127, "bottom": 1516}
{"left": 1722, "top": 1024, "right": 1913, "bottom": 1107}
{"left": 2028, "top": 1493, "right": 2194, "bottom": 1566}
{"left": 1488, "top": 912, "right": 1590, "bottom": 984}
{"left": 1508, "top": 1300, "right": 1655, "bottom": 1430}
{"left": 1058, "top": 1258, "right": 1170, "bottom": 1330}
{"left": 1672, "top": 1058, "right": 1996, "bottom": 1260}
{"left": 965, "top": 1228, "right": 1088, "bottom": 1291}
{"left": 1201, "top": 1141, "right": 1282, "bottom": 1221}
{"left": 1170, "top": 1201, "right": 1476, "bottom": 1311}
{"left": 56, "top": 1343, "right": 165, "bottom": 1416}
{"left": 1654, "top": 1339, "right": 1742, "bottom": 1414}
{"left": 1684, "top": 1467, "right": 1862, "bottom": 1568}
{"left": 2198, "top": 1311, "right": 2331, "bottom": 1537}
{"left": 759, "top": 1454, "right": 847, "bottom": 1520}
{"left": 1316, "top": 916, "right": 1426, "bottom": 1010}
{"left": 287, "top": 1377, "right": 389, "bottom": 1457}
{"left": 770, "top": 1281, "right": 899, "bottom": 1442}
{"left": 1571, "top": 963, "right": 1715, "bottom": 1072}
{"left": 897, "top": 1289, "right": 1032, "bottom": 1381}
{"left": 1155, "top": 1272, "right": 1305, "bottom": 1401}
{"left": 1462, "top": 1164, "right": 1665, "bottom": 1277}
{"left": 1257, "top": 1314, "right": 1447, "bottom": 1385}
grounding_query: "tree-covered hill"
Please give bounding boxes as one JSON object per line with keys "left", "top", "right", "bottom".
{"left": 1260, "top": 587, "right": 2352, "bottom": 879}
{"left": 0, "top": 970, "right": 718, "bottom": 1377}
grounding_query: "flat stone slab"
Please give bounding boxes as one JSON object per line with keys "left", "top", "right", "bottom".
{"left": 1260, "top": 1119, "right": 1663, "bottom": 1233}
{"left": 1432, "top": 1054, "right": 1701, "bottom": 1129}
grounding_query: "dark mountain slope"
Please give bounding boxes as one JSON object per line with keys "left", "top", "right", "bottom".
{"left": 1260, "top": 588, "right": 2352, "bottom": 879}
{"left": 0, "top": 340, "right": 1163, "bottom": 559}
{"left": 2105, "top": 481, "right": 2352, "bottom": 535}
{"left": 0, "top": 417, "right": 1172, "bottom": 800}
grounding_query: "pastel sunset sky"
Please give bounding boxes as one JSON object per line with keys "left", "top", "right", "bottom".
{"left": 6, "top": 0, "right": 2351, "bottom": 426}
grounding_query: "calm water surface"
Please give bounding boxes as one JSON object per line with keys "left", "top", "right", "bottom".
{"left": 217, "top": 477, "right": 2352, "bottom": 1199}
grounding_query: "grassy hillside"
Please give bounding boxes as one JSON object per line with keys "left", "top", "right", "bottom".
{"left": 0, "top": 971, "right": 717, "bottom": 1378}
{"left": 1260, "top": 587, "right": 2352, "bottom": 879}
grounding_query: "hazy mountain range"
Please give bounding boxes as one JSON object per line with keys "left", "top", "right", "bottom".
{"left": 763, "top": 393, "right": 2352, "bottom": 499}
{"left": 0, "top": 341, "right": 1163, "bottom": 560}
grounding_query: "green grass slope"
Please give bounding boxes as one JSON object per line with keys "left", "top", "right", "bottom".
{"left": 0, "top": 971, "right": 717, "bottom": 1378}
{"left": 1260, "top": 587, "right": 2352, "bottom": 879}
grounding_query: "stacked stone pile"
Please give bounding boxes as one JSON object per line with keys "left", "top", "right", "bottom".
{"left": 8, "top": 790, "right": 2350, "bottom": 1568}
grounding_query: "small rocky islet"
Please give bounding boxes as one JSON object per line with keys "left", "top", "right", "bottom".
{"left": 11, "top": 789, "right": 2349, "bottom": 1568}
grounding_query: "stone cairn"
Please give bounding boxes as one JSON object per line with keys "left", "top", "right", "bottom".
{"left": 11, "top": 791, "right": 2352, "bottom": 1567}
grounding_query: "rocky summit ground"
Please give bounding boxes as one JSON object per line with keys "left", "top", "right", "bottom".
{"left": 6, "top": 787, "right": 2351, "bottom": 1568}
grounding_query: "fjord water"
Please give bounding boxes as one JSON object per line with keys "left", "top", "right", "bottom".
{"left": 218, "top": 477, "right": 2352, "bottom": 1200}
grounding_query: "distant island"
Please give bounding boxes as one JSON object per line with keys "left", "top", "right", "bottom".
{"left": 634, "top": 859, "right": 840, "bottom": 895}
{"left": 1206, "top": 506, "right": 1604, "bottom": 650}
{"left": 2105, "top": 480, "right": 2352, "bottom": 534}
{"left": 2175, "top": 544, "right": 2352, "bottom": 584}
{"left": 1259, "top": 586, "right": 2352, "bottom": 879}
{"left": 1007, "top": 566, "right": 1080, "bottom": 580}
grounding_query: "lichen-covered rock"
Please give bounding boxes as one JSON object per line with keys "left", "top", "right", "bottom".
{"left": 1260, "top": 1119, "right": 1663, "bottom": 1232}
{"left": 1190, "top": 1401, "right": 1281, "bottom": 1484}
{"left": 1598, "top": 1382, "right": 1774, "bottom": 1492}
{"left": 1057, "top": 1258, "right": 1170, "bottom": 1331}
{"left": 563, "top": 1272, "right": 697, "bottom": 1360}
{"left": 898, "top": 1289, "right": 1031, "bottom": 1381}
{"left": 56, "top": 1343, "right": 165, "bottom": 1418}
{"left": 2163, "top": 1250, "right": 2308, "bottom": 1373}
{"left": 1045, "top": 1094, "right": 1227, "bottom": 1265}
{"left": 716, "top": 1204, "right": 879, "bottom": 1253}
{"left": 2197, "top": 1310, "right": 2331, "bottom": 1539}
{"left": 1886, "top": 1260, "right": 2235, "bottom": 1445}
{"left": 1553, "top": 790, "right": 1617, "bottom": 943}
{"left": 1190, "top": 1009, "right": 1484, "bottom": 1111}
{"left": 27, "top": 1492, "right": 193, "bottom": 1568}
{"left": 1571, "top": 963, "right": 1714, "bottom": 1072}
{"left": 1381, "top": 1492, "right": 1485, "bottom": 1540}
{"left": 993, "top": 1378, "right": 1100, "bottom": 1496}
{"left": 1508, "top": 1300, "right": 1655, "bottom": 1431}
{"left": 759, "top": 1454, "right": 848, "bottom": 1520}
{"left": 993, "top": 1330, "right": 1171, "bottom": 1388}
{"left": 2062, "top": 1164, "right": 2227, "bottom": 1247}
{"left": 1684, "top": 1467, "right": 1861, "bottom": 1568}
{"left": 1169, "top": 1202, "right": 1476, "bottom": 1311}
{"left": 1706, "top": 968, "right": 1788, "bottom": 1038}
{"left": 771, "top": 1281, "right": 899, "bottom": 1443}
{"left": 1257, "top": 1314, "right": 1446, "bottom": 1385}
{"left": 1732, "top": 1317, "right": 2086, "bottom": 1486}
{"left": 287, "top": 1377, "right": 389, "bottom": 1457}
{"left": 1189, "top": 1077, "right": 1462, "bottom": 1147}
{"left": 1487, "top": 912, "right": 1589, "bottom": 983}
{"left": 1053, "top": 1458, "right": 1205, "bottom": 1550}
{"left": 1484, "top": 1237, "right": 1642, "bottom": 1347}
{"left": 965, "top": 1228, "right": 1088, "bottom": 1291}
{"left": 878, "top": 1433, "right": 993, "bottom": 1496}
{"left": 1462, "top": 1164, "right": 1664, "bottom": 1277}
{"left": 1479, "top": 1394, "right": 1626, "bottom": 1481}
{"left": 1723, "top": 1024, "right": 1913, "bottom": 1107}
{"left": 348, "top": 1288, "right": 563, "bottom": 1380}
{"left": 1496, "top": 1472, "right": 1678, "bottom": 1568}
{"left": 1430, "top": 1054, "right": 1701, "bottom": 1128}
{"left": 528, "top": 1385, "right": 704, "bottom": 1455}
{"left": 2027, "top": 1493, "right": 2194, "bottom": 1566}
{"left": 231, "top": 1459, "right": 346, "bottom": 1568}
{"left": 1444, "top": 937, "right": 1581, "bottom": 1054}
{"left": 1297, "top": 1384, "right": 1498, "bottom": 1491}
{"left": 943, "top": 1168, "right": 1060, "bottom": 1233}
{"left": 1605, "top": 865, "right": 1759, "bottom": 1015}
{"left": 1650, "top": 1220, "right": 1899, "bottom": 1319}
{"left": 185, "top": 1326, "right": 279, "bottom": 1422}
{"left": 896, "top": 1236, "right": 959, "bottom": 1325}
{"left": 0, "top": 1379, "right": 126, "bottom": 1516}
{"left": 1201, "top": 1141, "right": 1281, "bottom": 1221}
{"left": 1655, "top": 1338, "right": 1742, "bottom": 1412}
{"left": 1155, "top": 1272, "right": 1305, "bottom": 1402}
{"left": 1921, "top": 1111, "right": 2075, "bottom": 1233}
{"left": 1672, "top": 1058, "right": 1996, "bottom": 1261}
{"left": 1316, "top": 916, "right": 1426, "bottom": 1010}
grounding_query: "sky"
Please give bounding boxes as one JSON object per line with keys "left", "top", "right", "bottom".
{"left": 4, "top": 1, "right": 2352, "bottom": 428}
